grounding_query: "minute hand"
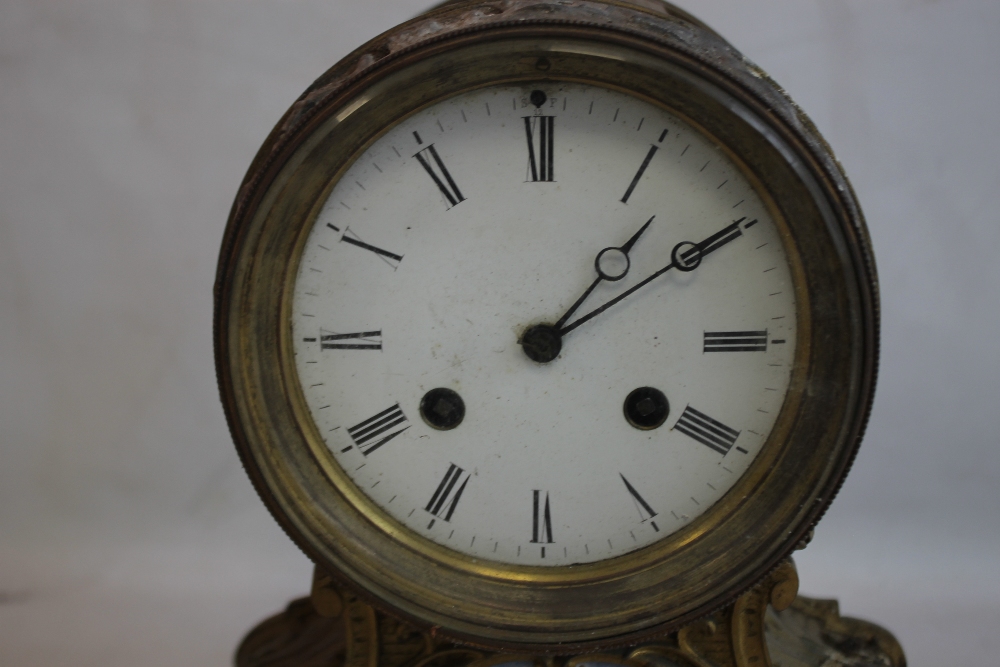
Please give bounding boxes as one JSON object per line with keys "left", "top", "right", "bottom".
{"left": 557, "top": 218, "right": 747, "bottom": 336}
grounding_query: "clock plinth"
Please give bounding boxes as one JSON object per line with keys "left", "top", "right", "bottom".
{"left": 234, "top": 562, "right": 905, "bottom": 667}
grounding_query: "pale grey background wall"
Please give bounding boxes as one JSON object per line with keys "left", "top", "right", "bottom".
{"left": 0, "top": 1, "right": 997, "bottom": 665}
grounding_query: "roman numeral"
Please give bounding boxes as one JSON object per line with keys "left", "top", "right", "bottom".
{"left": 414, "top": 144, "right": 465, "bottom": 208}
{"left": 524, "top": 116, "right": 555, "bottom": 181}
{"left": 425, "top": 463, "right": 470, "bottom": 528}
{"left": 319, "top": 329, "right": 382, "bottom": 350}
{"left": 346, "top": 404, "right": 409, "bottom": 456}
{"left": 674, "top": 406, "right": 741, "bottom": 455}
{"left": 703, "top": 330, "right": 768, "bottom": 352}
{"left": 530, "top": 490, "right": 554, "bottom": 544}
{"left": 620, "top": 129, "right": 667, "bottom": 203}
{"left": 620, "top": 474, "right": 659, "bottom": 531}
{"left": 340, "top": 228, "right": 402, "bottom": 269}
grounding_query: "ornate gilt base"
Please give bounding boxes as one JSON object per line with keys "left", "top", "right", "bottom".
{"left": 236, "top": 563, "right": 905, "bottom": 667}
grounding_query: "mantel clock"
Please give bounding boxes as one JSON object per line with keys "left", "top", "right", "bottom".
{"left": 214, "top": 2, "right": 904, "bottom": 665}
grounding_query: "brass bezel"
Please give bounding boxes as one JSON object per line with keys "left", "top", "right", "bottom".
{"left": 216, "top": 2, "right": 877, "bottom": 653}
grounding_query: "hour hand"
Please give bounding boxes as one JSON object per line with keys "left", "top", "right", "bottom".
{"left": 555, "top": 216, "right": 654, "bottom": 328}
{"left": 520, "top": 216, "right": 654, "bottom": 364}
{"left": 618, "top": 214, "right": 656, "bottom": 255}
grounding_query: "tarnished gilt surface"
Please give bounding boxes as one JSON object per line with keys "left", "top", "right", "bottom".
{"left": 236, "top": 562, "right": 904, "bottom": 667}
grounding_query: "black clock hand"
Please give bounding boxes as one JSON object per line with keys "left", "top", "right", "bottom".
{"left": 553, "top": 215, "right": 655, "bottom": 330}
{"left": 557, "top": 217, "right": 747, "bottom": 336}
{"left": 521, "top": 216, "right": 655, "bottom": 363}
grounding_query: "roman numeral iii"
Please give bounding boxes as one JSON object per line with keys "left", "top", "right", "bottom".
{"left": 530, "top": 490, "right": 554, "bottom": 544}
{"left": 346, "top": 404, "right": 409, "bottom": 456}
{"left": 414, "top": 144, "right": 465, "bottom": 208}
{"left": 425, "top": 463, "right": 470, "bottom": 528}
{"left": 674, "top": 405, "right": 741, "bottom": 455}
{"left": 703, "top": 330, "right": 767, "bottom": 352}
{"left": 524, "top": 116, "right": 555, "bottom": 181}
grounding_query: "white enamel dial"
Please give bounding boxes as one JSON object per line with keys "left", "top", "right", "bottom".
{"left": 291, "top": 83, "right": 797, "bottom": 566}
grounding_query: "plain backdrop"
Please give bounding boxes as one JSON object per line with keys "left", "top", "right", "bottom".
{"left": 1, "top": 1, "right": 998, "bottom": 665}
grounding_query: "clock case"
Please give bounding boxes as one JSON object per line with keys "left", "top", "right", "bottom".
{"left": 214, "top": 0, "right": 879, "bottom": 652}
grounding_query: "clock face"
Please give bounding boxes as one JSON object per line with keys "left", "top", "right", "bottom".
{"left": 290, "top": 82, "right": 797, "bottom": 566}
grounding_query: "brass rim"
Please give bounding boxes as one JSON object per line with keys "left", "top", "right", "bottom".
{"left": 215, "top": 6, "right": 877, "bottom": 652}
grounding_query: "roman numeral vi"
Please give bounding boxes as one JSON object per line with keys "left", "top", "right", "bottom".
{"left": 530, "top": 490, "right": 554, "bottom": 544}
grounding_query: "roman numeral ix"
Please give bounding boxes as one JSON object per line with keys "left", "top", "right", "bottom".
{"left": 620, "top": 474, "right": 659, "bottom": 532}
{"left": 703, "top": 330, "right": 768, "bottom": 352}
{"left": 530, "top": 490, "right": 554, "bottom": 545}
{"left": 674, "top": 405, "right": 741, "bottom": 455}
{"left": 425, "top": 463, "right": 470, "bottom": 529}
{"left": 345, "top": 404, "right": 409, "bottom": 456}
{"left": 314, "top": 329, "right": 382, "bottom": 350}
{"left": 524, "top": 115, "right": 555, "bottom": 181}
{"left": 414, "top": 140, "right": 465, "bottom": 208}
